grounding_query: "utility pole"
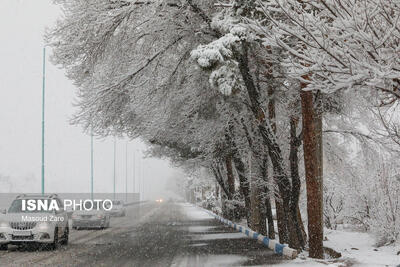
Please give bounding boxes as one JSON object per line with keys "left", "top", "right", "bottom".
{"left": 41, "top": 46, "right": 46, "bottom": 195}
{"left": 113, "top": 138, "right": 116, "bottom": 200}
{"left": 125, "top": 142, "right": 128, "bottom": 202}
{"left": 141, "top": 159, "right": 145, "bottom": 201}
{"left": 138, "top": 153, "right": 141, "bottom": 201}
{"left": 90, "top": 131, "right": 94, "bottom": 200}
{"left": 133, "top": 149, "right": 136, "bottom": 197}
{"left": 142, "top": 162, "right": 145, "bottom": 201}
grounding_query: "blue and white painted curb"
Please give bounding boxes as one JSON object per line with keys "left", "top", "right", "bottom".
{"left": 205, "top": 210, "right": 298, "bottom": 259}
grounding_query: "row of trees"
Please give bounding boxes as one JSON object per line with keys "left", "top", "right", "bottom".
{"left": 48, "top": 0, "right": 400, "bottom": 258}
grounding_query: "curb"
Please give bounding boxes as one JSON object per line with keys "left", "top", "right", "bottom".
{"left": 204, "top": 209, "right": 298, "bottom": 259}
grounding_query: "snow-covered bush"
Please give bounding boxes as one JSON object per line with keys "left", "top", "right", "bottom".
{"left": 334, "top": 160, "right": 400, "bottom": 246}
{"left": 323, "top": 183, "right": 345, "bottom": 230}
{"left": 367, "top": 167, "right": 400, "bottom": 246}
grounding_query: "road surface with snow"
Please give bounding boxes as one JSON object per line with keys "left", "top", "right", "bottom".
{"left": 0, "top": 202, "right": 285, "bottom": 266}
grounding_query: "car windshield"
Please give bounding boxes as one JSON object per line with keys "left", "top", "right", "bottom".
{"left": 8, "top": 199, "right": 55, "bottom": 214}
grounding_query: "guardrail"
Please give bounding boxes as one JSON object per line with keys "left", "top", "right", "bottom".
{"left": 204, "top": 209, "right": 298, "bottom": 259}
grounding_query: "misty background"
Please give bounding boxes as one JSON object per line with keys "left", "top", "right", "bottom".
{"left": 0, "top": 0, "right": 183, "bottom": 198}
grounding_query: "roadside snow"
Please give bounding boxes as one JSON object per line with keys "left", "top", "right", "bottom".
{"left": 191, "top": 232, "right": 246, "bottom": 241}
{"left": 324, "top": 229, "right": 399, "bottom": 267}
{"left": 180, "top": 203, "right": 214, "bottom": 221}
{"left": 181, "top": 204, "right": 400, "bottom": 266}
{"left": 188, "top": 226, "right": 217, "bottom": 233}
{"left": 274, "top": 229, "right": 400, "bottom": 267}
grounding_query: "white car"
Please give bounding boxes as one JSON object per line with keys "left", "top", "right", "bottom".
{"left": 0, "top": 194, "right": 69, "bottom": 250}
{"left": 72, "top": 208, "right": 110, "bottom": 229}
{"left": 108, "top": 200, "right": 126, "bottom": 217}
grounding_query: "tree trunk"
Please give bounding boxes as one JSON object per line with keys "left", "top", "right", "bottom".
{"left": 265, "top": 196, "right": 275, "bottom": 239}
{"left": 249, "top": 152, "right": 267, "bottom": 235}
{"left": 235, "top": 42, "right": 291, "bottom": 244}
{"left": 297, "top": 207, "right": 307, "bottom": 243}
{"left": 268, "top": 82, "right": 289, "bottom": 244}
{"left": 288, "top": 116, "right": 306, "bottom": 249}
{"left": 225, "top": 155, "right": 235, "bottom": 198}
{"left": 212, "top": 164, "right": 231, "bottom": 199}
{"left": 300, "top": 88, "right": 324, "bottom": 259}
{"left": 232, "top": 155, "right": 251, "bottom": 223}
{"left": 225, "top": 155, "right": 235, "bottom": 219}
{"left": 226, "top": 128, "right": 252, "bottom": 222}
{"left": 262, "top": 155, "right": 276, "bottom": 239}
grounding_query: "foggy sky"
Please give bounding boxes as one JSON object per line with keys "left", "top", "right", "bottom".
{"left": 0, "top": 0, "right": 182, "bottom": 199}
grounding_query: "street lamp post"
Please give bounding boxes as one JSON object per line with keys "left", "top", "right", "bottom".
{"left": 133, "top": 150, "right": 136, "bottom": 194}
{"left": 125, "top": 142, "right": 128, "bottom": 202}
{"left": 141, "top": 158, "right": 144, "bottom": 201}
{"left": 142, "top": 162, "right": 145, "bottom": 201}
{"left": 138, "top": 154, "right": 141, "bottom": 201}
{"left": 90, "top": 131, "right": 94, "bottom": 200}
{"left": 113, "top": 138, "right": 116, "bottom": 200}
{"left": 41, "top": 46, "right": 46, "bottom": 195}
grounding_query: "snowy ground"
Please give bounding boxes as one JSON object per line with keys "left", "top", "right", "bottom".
{"left": 179, "top": 203, "right": 284, "bottom": 266}
{"left": 283, "top": 228, "right": 399, "bottom": 267}
{"left": 188, "top": 204, "right": 400, "bottom": 267}
{"left": 323, "top": 229, "right": 399, "bottom": 267}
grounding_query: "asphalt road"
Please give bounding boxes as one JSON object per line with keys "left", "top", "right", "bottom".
{"left": 0, "top": 202, "right": 284, "bottom": 266}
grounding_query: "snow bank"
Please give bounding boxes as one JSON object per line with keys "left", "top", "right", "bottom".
{"left": 277, "top": 229, "right": 400, "bottom": 266}
{"left": 179, "top": 203, "right": 214, "bottom": 221}
{"left": 188, "top": 226, "right": 217, "bottom": 233}
{"left": 191, "top": 232, "right": 246, "bottom": 241}
{"left": 324, "top": 229, "right": 400, "bottom": 266}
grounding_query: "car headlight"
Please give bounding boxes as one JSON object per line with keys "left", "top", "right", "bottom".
{"left": 0, "top": 222, "right": 8, "bottom": 227}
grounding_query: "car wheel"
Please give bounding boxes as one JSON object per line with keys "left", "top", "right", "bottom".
{"left": 0, "top": 244, "right": 7, "bottom": 251}
{"left": 49, "top": 228, "right": 59, "bottom": 250}
{"left": 61, "top": 225, "right": 69, "bottom": 245}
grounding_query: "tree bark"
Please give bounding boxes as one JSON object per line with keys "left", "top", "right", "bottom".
{"left": 225, "top": 155, "right": 235, "bottom": 198}
{"left": 249, "top": 152, "right": 267, "bottom": 235}
{"left": 235, "top": 42, "right": 291, "bottom": 244}
{"left": 300, "top": 87, "right": 324, "bottom": 259}
{"left": 288, "top": 116, "right": 306, "bottom": 249}
{"left": 265, "top": 196, "right": 275, "bottom": 239}
{"left": 225, "top": 128, "right": 252, "bottom": 222}
{"left": 267, "top": 81, "right": 289, "bottom": 244}
{"left": 212, "top": 164, "right": 231, "bottom": 199}
{"left": 232, "top": 152, "right": 251, "bottom": 223}
{"left": 262, "top": 155, "right": 276, "bottom": 239}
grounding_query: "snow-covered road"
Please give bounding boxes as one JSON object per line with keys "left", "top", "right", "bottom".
{"left": 0, "top": 202, "right": 285, "bottom": 266}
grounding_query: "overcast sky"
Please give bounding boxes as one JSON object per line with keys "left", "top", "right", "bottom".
{"left": 0, "top": 0, "right": 182, "bottom": 199}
